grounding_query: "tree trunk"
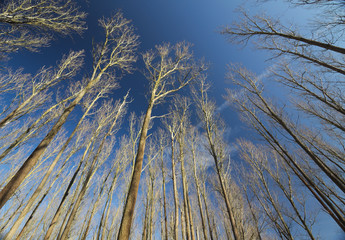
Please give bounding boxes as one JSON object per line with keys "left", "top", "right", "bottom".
{"left": 0, "top": 86, "right": 88, "bottom": 209}
{"left": 117, "top": 101, "right": 153, "bottom": 240}
{"left": 205, "top": 120, "right": 241, "bottom": 240}
{"left": 170, "top": 134, "right": 179, "bottom": 240}
{"left": 161, "top": 158, "right": 168, "bottom": 240}
{"left": 181, "top": 207, "right": 186, "bottom": 240}
{"left": 191, "top": 150, "right": 208, "bottom": 240}
{"left": 215, "top": 163, "right": 241, "bottom": 240}
{"left": 187, "top": 194, "right": 195, "bottom": 240}
{"left": 142, "top": 199, "right": 149, "bottom": 240}
{"left": 201, "top": 183, "right": 214, "bottom": 240}
{"left": 179, "top": 135, "right": 191, "bottom": 240}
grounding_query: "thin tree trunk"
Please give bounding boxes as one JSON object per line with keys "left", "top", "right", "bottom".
{"left": 215, "top": 163, "right": 241, "bottom": 240}
{"left": 201, "top": 183, "right": 214, "bottom": 240}
{"left": 160, "top": 198, "right": 164, "bottom": 240}
{"left": 181, "top": 207, "right": 186, "bottom": 240}
{"left": 205, "top": 122, "right": 241, "bottom": 240}
{"left": 170, "top": 134, "right": 179, "bottom": 240}
{"left": 187, "top": 194, "right": 195, "bottom": 240}
{"left": 179, "top": 135, "right": 191, "bottom": 240}
{"left": 80, "top": 164, "right": 117, "bottom": 240}
{"left": 43, "top": 151, "right": 86, "bottom": 240}
{"left": 59, "top": 150, "right": 101, "bottom": 240}
{"left": 100, "top": 174, "right": 121, "bottom": 240}
{"left": 191, "top": 150, "right": 207, "bottom": 240}
{"left": 142, "top": 199, "right": 149, "bottom": 240}
{"left": 161, "top": 156, "right": 168, "bottom": 240}
{"left": 97, "top": 166, "right": 122, "bottom": 240}
{"left": 212, "top": 215, "right": 219, "bottom": 240}
{"left": 148, "top": 179, "right": 154, "bottom": 240}
{"left": 243, "top": 190, "right": 263, "bottom": 240}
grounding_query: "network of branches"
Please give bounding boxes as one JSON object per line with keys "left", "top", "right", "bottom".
{"left": 0, "top": 0, "right": 344, "bottom": 240}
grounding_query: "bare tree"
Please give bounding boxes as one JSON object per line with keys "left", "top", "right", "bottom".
{"left": 4, "top": 81, "right": 118, "bottom": 239}
{"left": 94, "top": 139, "right": 131, "bottom": 240}
{"left": 43, "top": 97, "right": 128, "bottom": 240}
{"left": 158, "top": 129, "right": 169, "bottom": 240}
{"left": 0, "top": 11, "right": 138, "bottom": 209}
{"left": 222, "top": 3, "right": 345, "bottom": 233}
{"left": 193, "top": 79, "right": 243, "bottom": 240}
{"left": 0, "top": 0, "right": 86, "bottom": 58}
{"left": 118, "top": 42, "right": 204, "bottom": 240}
{"left": 238, "top": 140, "right": 317, "bottom": 239}
{"left": 15, "top": 128, "right": 86, "bottom": 240}
{"left": 59, "top": 95, "right": 129, "bottom": 240}
{"left": 0, "top": 51, "right": 84, "bottom": 129}
{"left": 188, "top": 127, "right": 209, "bottom": 240}
{"left": 227, "top": 64, "right": 345, "bottom": 232}
{"left": 174, "top": 97, "right": 195, "bottom": 240}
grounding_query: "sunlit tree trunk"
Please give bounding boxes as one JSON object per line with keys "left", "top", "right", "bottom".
{"left": 178, "top": 131, "right": 192, "bottom": 240}
{"left": 170, "top": 133, "right": 179, "bottom": 240}
{"left": 159, "top": 131, "right": 169, "bottom": 240}
{"left": 187, "top": 193, "right": 195, "bottom": 240}
{"left": 118, "top": 100, "right": 153, "bottom": 239}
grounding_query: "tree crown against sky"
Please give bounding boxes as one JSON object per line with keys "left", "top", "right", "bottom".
{"left": 0, "top": 0, "right": 344, "bottom": 239}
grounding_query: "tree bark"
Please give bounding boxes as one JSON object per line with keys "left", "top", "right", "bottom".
{"left": 117, "top": 101, "right": 153, "bottom": 240}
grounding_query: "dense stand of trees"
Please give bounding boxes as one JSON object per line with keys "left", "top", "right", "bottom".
{"left": 0, "top": 0, "right": 344, "bottom": 239}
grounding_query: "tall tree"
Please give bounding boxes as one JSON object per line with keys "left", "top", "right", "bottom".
{"left": 223, "top": 1, "right": 345, "bottom": 233}
{"left": 188, "top": 127, "right": 211, "bottom": 240}
{"left": 118, "top": 42, "right": 205, "bottom": 240}
{"left": 4, "top": 81, "right": 117, "bottom": 239}
{"left": 59, "top": 95, "right": 129, "bottom": 240}
{"left": 0, "top": 11, "right": 138, "bottom": 209}
{"left": 158, "top": 129, "right": 169, "bottom": 240}
{"left": 193, "top": 79, "right": 243, "bottom": 240}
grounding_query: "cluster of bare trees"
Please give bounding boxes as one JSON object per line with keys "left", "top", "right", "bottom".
{"left": 222, "top": 0, "right": 345, "bottom": 238}
{"left": 0, "top": 0, "right": 344, "bottom": 239}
